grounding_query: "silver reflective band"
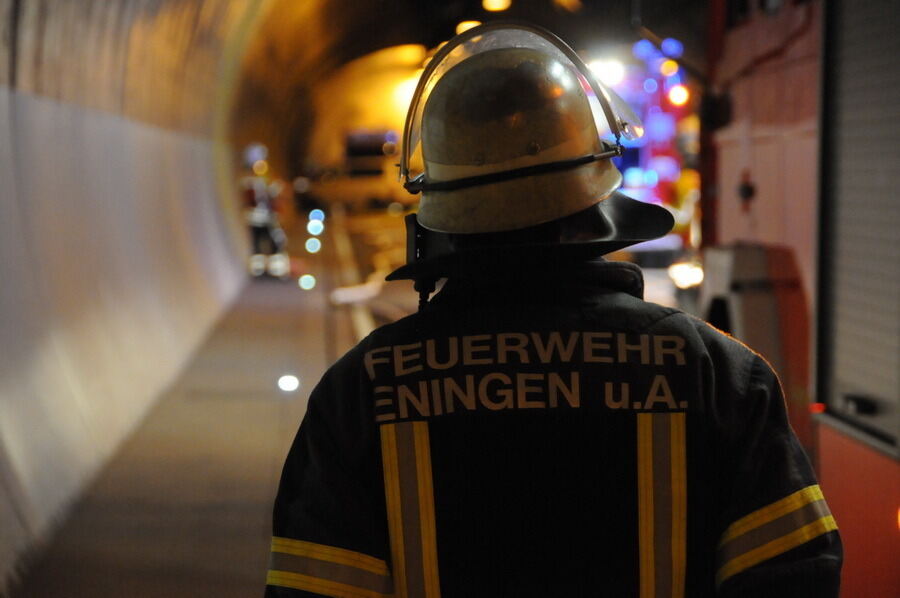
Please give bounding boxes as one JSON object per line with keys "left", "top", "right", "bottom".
{"left": 403, "top": 147, "right": 623, "bottom": 194}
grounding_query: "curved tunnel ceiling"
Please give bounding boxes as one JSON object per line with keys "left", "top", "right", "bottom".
{"left": 228, "top": 0, "right": 707, "bottom": 181}
{"left": 229, "top": 0, "right": 430, "bottom": 179}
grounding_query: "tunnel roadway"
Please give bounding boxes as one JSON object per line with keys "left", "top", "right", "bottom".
{"left": 7, "top": 210, "right": 406, "bottom": 596}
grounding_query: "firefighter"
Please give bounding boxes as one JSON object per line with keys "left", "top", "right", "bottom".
{"left": 241, "top": 143, "right": 288, "bottom": 277}
{"left": 266, "top": 23, "right": 841, "bottom": 597}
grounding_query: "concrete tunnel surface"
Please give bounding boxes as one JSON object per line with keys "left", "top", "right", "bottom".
{"left": 0, "top": 0, "right": 425, "bottom": 591}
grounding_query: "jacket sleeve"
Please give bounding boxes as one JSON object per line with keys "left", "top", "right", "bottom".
{"left": 715, "top": 354, "right": 842, "bottom": 598}
{"left": 265, "top": 348, "right": 393, "bottom": 598}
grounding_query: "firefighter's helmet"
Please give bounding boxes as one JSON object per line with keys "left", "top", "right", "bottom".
{"left": 390, "top": 22, "right": 673, "bottom": 282}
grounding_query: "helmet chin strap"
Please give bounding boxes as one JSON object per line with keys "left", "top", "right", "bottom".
{"left": 414, "top": 277, "right": 437, "bottom": 311}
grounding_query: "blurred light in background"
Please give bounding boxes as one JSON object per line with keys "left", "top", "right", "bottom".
{"left": 305, "top": 238, "right": 322, "bottom": 253}
{"left": 249, "top": 254, "right": 266, "bottom": 277}
{"left": 624, "top": 167, "right": 644, "bottom": 188}
{"left": 267, "top": 253, "right": 290, "bottom": 277}
{"left": 387, "top": 202, "right": 405, "bottom": 216}
{"left": 659, "top": 59, "right": 679, "bottom": 77}
{"left": 245, "top": 143, "right": 268, "bottom": 165}
{"left": 588, "top": 59, "right": 625, "bottom": 87}
{"left": 668, "top": 84, "right": 690, "bottom": 106}
{"left": 307, "top": 220, "right": 325, "bottom": 235}
{"left": 661, "top": 38, "right": 684, "bottom": 58}
{"left": 277, "top": 375, "right": 300, "bottom": 392}
{"left": 298, "top": 274, "right": 316, "bottom": 290}
{"left": 643, "top": 78, "right": 659, "bottom": 93}
{"left": 553, "top": 0, "right": 583, "bottom": 12}
{"left": 252, "top": 160, "right": 269, "bottom": 176}
{"left": 309, "top": 209, "right": 325, "bottom": 222}
{"left": 667, "top": 261, "right": 704, "bottom": 289}
{"left": 664, "top": 74, "right": 683, "bottom": 90}
{"left": 456, "top": 21, "right": 481, "bottom": 35}
{"left": 645, "top": 111, "right": 676, "bottom": 141}
{"left": 394, "top": 70, "right": 422, "bottom": 112}
{"left": 632, "top": 39, "right": 656, "bottom": 61}
{"left": 482, "top": 0, "right": 511, "bottom": 11}
{"left": 649, "top": 155, "right": 680, "bottom": 181}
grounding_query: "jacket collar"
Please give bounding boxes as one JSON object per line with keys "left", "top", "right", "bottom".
{"left": 426, "top": 259, "right": 645, "bottom": 308}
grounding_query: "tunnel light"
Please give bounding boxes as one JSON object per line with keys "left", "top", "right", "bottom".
{"left": 668, "top": 84, "right": 690, "bottom": 106}
{"left": 395, "top": 71, "right": 422, "bottom": 112}
{"left": 278, "top": 375, "right": 300, "bottom": 392}
{"left": 305, "top": 238, "right": 322, "bottom": 254}
{"left": 483, "top": 0, "right": 511, "bottom": 11}
{"left": 553, "top": 0, "right": 583, "bottom": 11}
{"left": 588, "top": 59, "right": 625, "bottom": 87}
{"left": 668, "top": 261, "right": 704, "bottom": 289}
{"left": 456, "top": 20, "right": 481, "bottom": 35}
{"left": 298, "top": 274, "right": 316, "bottom": 290}
{"left": 309, "top": 209, "right": 325, "bottom": 222}
{"left": 307, "top": 220, "right": 325, "bottom": 236}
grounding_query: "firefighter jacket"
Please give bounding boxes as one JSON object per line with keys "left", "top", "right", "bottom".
{"left": 266, "top": 259, "right": 842, "bottom": 598}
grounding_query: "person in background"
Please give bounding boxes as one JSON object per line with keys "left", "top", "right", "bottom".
{"left": 241, "top": 143, "right": 288, "bottom": 278}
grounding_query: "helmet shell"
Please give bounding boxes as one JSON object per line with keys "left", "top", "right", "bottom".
{"left": 417, "top": 47, "right": 622, "bottom": 234}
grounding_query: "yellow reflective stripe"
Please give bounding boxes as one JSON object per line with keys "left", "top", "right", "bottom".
{"left": 716, "top": 515, "right": 838, "bottom": 585}
{"left": 381, "top": 424, "right": 408, "bottom": 598}
{"left": 413, "top": 422, "right": 441, "bottom": 598}
{"left": 267, "top": 569, "right": 392, "bottom": 598}
{"left": 270, "top": 537, "right": 389, "bottom": 576}
{"left": 637, "top": 413, "right": 655, "bottom": 598}
{"left": 669, "top": 413, "right": 687, "bottom": 598}
{"left": 381, "top": 422, "right": 441, "bottom": 598}
{"left": 638, "top": 413, "right": 688, "bottom": 598}
{"left": 719, "top": 485, "right": 824, "bottom": 546}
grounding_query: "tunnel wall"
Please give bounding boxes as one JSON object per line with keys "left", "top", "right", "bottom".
{"left": 0, "top": 0, "right": 267, "bottom": 586}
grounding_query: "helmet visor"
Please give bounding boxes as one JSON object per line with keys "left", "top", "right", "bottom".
{"left": 400, "top": 22, "right": 643, "bottom": 183}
